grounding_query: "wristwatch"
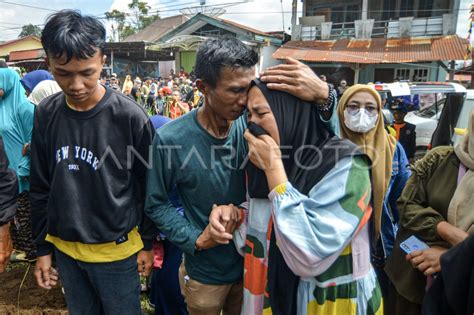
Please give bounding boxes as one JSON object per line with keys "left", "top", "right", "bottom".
{"left": 315, "top": 84, "right": 336, "bottom": 112}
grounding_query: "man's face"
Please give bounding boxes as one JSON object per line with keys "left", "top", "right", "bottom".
{"left": 199, "top": 66, "right": 255, "bottom": 121}
{"left": 47, "top": 50, "right": 104, "bottom": 105}
{"left": 393, "top": 110, "right": 406, "bottom": 123}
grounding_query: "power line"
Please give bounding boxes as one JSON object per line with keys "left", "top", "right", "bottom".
{"left": 0, "top": 1, "right": 57, "bottom": 12}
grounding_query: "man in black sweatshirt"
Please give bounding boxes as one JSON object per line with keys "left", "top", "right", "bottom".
{"left": 29, "top": 10, "right": 155, "bottom": 314}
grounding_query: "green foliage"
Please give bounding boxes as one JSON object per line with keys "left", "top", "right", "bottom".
{"left": 105, "top": 0, "right": 160, "bottom": 42}
{"left": 18, "top": 24, "right": 42, "bottom": 38}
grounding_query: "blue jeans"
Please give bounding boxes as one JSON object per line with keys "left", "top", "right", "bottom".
{"left": 54, "top": 249, "right": 141, "bottom": 315}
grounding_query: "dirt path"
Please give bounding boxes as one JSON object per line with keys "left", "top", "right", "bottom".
{"left": 0, "top": 263, "right": 67, "bottom": 314}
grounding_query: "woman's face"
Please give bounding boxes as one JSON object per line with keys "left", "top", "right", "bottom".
{"left": 247, "top": 86, "right": 280, "bottom": 145}
{"left": 345, "top": 91, "right": 379, "bottom": 118}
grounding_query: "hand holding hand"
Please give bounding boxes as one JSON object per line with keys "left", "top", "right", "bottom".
{"left": 209, "top": 204, "right": 241, "bottom": 244}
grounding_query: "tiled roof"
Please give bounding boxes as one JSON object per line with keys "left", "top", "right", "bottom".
{"left": 273, "top": 35, "right": 469, "bottom": 64}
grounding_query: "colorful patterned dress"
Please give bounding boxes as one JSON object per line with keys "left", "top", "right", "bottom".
{"left": 235, "top": 156, "right": 384, "bottom": 315}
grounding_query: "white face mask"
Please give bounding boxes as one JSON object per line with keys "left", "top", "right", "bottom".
{"left": 344, "top": 108, "right": 378, "bottom": 133}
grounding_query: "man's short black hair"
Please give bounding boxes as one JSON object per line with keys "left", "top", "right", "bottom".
{"left": 41, "top": 10, "right": 106, "bottom": 64}
{"left": 195, "top": 36, "right": 258, "bottom": 87}
{"left": 0, "top": 60, "right": 7, "bottom": 68}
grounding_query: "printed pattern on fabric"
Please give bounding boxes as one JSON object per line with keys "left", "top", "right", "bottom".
{"left": 237, "top": 156, "right": 383, "bottom": 314}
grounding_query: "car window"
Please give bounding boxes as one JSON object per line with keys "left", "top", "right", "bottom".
{"left": 416, "top": 98, "right": 446, "bottom": 118}
{"left": 457, "top": 98, "right": 474, "bottom": 129}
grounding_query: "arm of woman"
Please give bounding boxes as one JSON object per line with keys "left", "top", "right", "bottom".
{"left": 397, "top": 149, "right": 452, "bottom": 244}
{"left": 269, "top": 156, "right": 371, "bottom": 277}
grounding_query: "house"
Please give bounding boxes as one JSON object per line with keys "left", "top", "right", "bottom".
{"left": 274, "top": 0, "right": 468, "bottom": 85}
{"left": 103, "top": 15, "right": 189, "bottom": 79}
{"left": 127, "top": 13, "right": 284, "bottom": 77}
{"left": 0, "top": 36, "right": 46, "bottom": 71}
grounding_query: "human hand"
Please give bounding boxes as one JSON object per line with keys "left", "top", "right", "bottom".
{"left": 209, "top": 204, "right": 241, "bottom": 244}
{"left": 244, "top": 130, "right": 288, "bottom": 190}
{"left": 244, "top": 130, "right": 282, "bottom": 172}
{"left": 136, "top": 250, "right": 153, "bottom": 277}
{"left": 0, "top": 223, "right": 12, "bottom": 272}
{"left": 260, "top": 57, "right": 329, "bottom": 103}
{"left": 406, "top": 246, "right": 448, "bottom": 276}
{"left": 22, "top": 143, "right": 30, "bottom": 156}
{"left": 195, "top": 224, "right": 219, "bottom": 251}
{"left": 34, "top": 254, "right": 59, "bottom": 289}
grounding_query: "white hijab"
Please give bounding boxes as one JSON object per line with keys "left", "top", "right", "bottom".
{"left": 28, "top": 80, "right": 61, "bottom": 105}
{"left": 448, "top": 110, "right": 474, "bottom": 234}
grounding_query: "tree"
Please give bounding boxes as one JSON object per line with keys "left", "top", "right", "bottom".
{"left": 105, "top": 9, "right": 126, "bottom": 42}
{"left": 105, "top": 0, "right": 160, "bottom": 42}
{"left": 18, "top": 24, "right": 42, "bottom": 38}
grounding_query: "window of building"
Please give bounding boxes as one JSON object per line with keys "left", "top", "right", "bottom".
{"left": 382, "top": 0, "right": 397, "bottom": 20}
{"left": 417, "top": 0, "right": 434, "bottom": 18}
{"left": 395, "top": 68, "right": 429, "bottom": 82}
{"left": 307, "top": 2, "right": 360, "bottom": 26}
{"left": 399, "top": 0, "right": 415, "bottom": 17}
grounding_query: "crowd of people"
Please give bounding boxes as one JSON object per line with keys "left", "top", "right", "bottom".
{"left": 100, "top": 69, "right": 201, "bottom": 119}
{"left": 0, "top": 9, "right": 473, "bottom": 315}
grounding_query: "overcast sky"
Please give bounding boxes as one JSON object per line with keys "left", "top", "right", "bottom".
{"left": 0, "top": 0, "right": 471, "bottom": 42}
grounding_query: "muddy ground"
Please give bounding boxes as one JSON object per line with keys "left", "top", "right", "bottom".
{"left": 0, "top": 262, "right": 67, "bottom": 315}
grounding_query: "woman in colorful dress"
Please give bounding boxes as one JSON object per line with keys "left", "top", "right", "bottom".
{"left": 214, "top": 80, "right": 383, "bottom": 314}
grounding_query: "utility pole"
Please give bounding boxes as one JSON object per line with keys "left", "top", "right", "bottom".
{"left": 291, "top": 0, "right": 297, "bottom": 31}
{"left": 281, "top": 0, "right": 285, "bottom": 32}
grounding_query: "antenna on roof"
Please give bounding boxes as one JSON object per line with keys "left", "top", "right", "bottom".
{"left": 180, "top": 6, "right": 226, "bottom": 18}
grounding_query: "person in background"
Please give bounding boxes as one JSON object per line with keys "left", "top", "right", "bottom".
{"left": 422, "top": 234, "right": 474, "bottom": 315}
{"left": 27, "top": 80, "right": 62, "bottom": 106}
{"left": 148, "top": 114, "right": 188, "bottom": 315}
{"left": 0, "top": 137, "right": 18, "bottom": 272}
{"left": 0, "top": 68, "right": 36, "bottom": 261}
{"left": 390, "top": 100, "right": 416, "bottom": 161}
{"left": 141, "top": 77, "right": 151, "bottom": 100}
{"left": 168, "top": 91, "right": 189, "bottom": 119}
{"left": 20, "top": 70, "right": 53, "bottom": 96}
{"left": 130, "top": 87, "right": 144, "bottom": 106}
{"left": 179, "top": 67, "right": 188, "bottom": 78}
{"left": 385, "top": 110, "right": 474, "bottom": 315}
{"left": 134, "top": 77, "right": 142, "bottom": 89}
{"left": 338, "top": 79, "right": 348, "bottom": 97}
{"left": 337, "top": 85, "right": 411, "bottom": 311}
{"left": 122, "top": 74, "right": 133, "bottom": 95}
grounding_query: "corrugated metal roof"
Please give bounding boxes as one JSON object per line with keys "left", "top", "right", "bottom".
{"left": 9, "top": 48, "right": 45, "bottom": 61}
{"left": 273, "top": 35, "right": 468, "bottom": 64}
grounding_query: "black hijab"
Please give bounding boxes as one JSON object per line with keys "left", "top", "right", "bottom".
{"left": 246, "top": 80, "right": 360, "bottom": 315}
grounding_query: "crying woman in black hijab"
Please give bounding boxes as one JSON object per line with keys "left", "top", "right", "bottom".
{"left": 236, "top": 80, "right": 381, "bottom": 315}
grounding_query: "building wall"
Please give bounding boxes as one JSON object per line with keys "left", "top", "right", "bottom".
{"left": 358, "top": 62, "right": 447, "bottom": 83}
{"left": 0, "top": 38, "right": 43, "bottom": 58}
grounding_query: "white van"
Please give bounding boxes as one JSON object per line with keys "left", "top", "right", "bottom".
{"left": 431, "top": 89, "right": 474, "bottom": 148}
{"left": 374, "top": 82, "right": 467, "bottom": 158}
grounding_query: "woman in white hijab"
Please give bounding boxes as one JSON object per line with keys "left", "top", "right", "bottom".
{"left": 28, "top": 80, "right": 61, "bottom": 105}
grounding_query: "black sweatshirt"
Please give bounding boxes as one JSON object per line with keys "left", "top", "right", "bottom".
{"left": 30, "top": 87, "right": 156, "bottom": 256}
{"left": 0, "top": 137, "right": 18, "bottom": 225}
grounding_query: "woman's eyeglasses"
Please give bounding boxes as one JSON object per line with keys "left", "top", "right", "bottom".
{"left": 346, "top": 104, "right": 379, "bottom": 117}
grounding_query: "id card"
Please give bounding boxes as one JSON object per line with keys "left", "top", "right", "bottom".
{"left": 400, "top": 235, "right": 429, "bottom": 254}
